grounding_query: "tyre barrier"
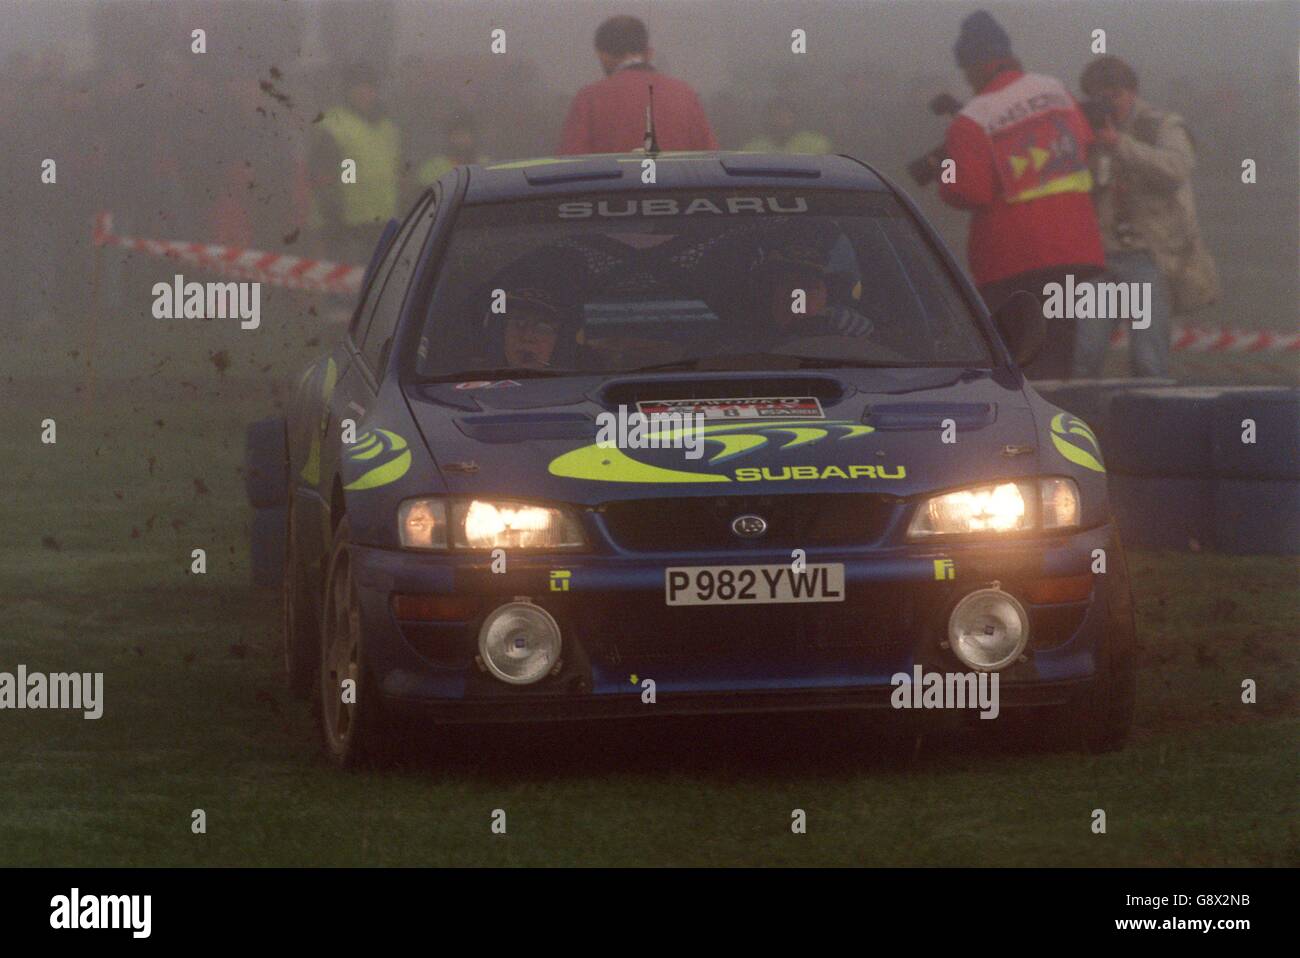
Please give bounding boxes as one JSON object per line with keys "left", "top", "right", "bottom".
{"left": 1040, "top": 384, "right": 1300, "bottom": 554}
{"left": 250, "top": 505, "right": 287, "bottom": 588}
{"left": 1106, "top": 476, "right": 1215, "bottom": 552}
{"left": 1213, "top": 479, "right": 1300, "bottom": 556}
{"left": 1211, "top": 387, "right": 1300, "bottom": 480}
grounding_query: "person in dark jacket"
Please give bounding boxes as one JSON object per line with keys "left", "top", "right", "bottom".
{"left": 560, "top": 15, "right": 718, "bottom": 155}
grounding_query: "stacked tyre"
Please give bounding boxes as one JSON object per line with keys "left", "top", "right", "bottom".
{"left": 245, "top": 417, "right": 288, "bottom": 586}
{"left": 1102, "top": 387, "right": 1300, "bottom": 554}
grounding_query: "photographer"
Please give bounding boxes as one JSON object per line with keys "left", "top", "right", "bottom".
{"left": 1073, "top": 55, "right": 1216, "bottom": 378}
{"left": 937, "top": 11, "right": 1104, "bottom": 379}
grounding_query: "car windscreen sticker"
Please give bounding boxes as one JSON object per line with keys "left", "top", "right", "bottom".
{"left": 635, "top": 397, "right": 825, "bottom": 421}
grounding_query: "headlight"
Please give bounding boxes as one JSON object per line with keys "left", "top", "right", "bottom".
{"left": 398, "top": 497, "right": 586, "bottom": 550}
{"left": 398, "top": 499, "right": 449, "bottom": 549}
{"left": 454, "top": 499, "right": 585, "bottom": 549}
{"left": 907, "top": 478, "right": 1079, "bottom": 538}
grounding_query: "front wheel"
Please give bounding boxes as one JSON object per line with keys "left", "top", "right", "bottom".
{"left": 1043, "top": 543, "right": 1138, "bottom": 754}
{"left": 282, "top": 489, "right": 318, "bottom": 698}
{"left": 1074, "top": 627, "right": 1137, "bottom": 753}
{"left": 315, "top": 517, "right": 391, "bottom": 768}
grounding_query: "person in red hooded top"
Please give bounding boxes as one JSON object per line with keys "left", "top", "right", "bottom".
{"left": 560, "top": 15, "right": 718, "bottom": 155}
{"left": 938, "top": 10, "right": 1104, "bottom": 379}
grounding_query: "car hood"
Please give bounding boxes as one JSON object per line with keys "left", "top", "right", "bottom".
{"left": 404, "top": 368, "right": 1042, "bottom": 504}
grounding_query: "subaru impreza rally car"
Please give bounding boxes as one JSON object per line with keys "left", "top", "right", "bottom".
{"left": 253, "top": 151, "right": 1136, "bottom": 767}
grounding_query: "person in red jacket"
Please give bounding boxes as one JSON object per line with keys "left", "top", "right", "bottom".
{"left": 560, "top": 15, "right": 718, "bottom": 155}
{"left": 938, "top": 10, "right": 1104, "bottom": 379}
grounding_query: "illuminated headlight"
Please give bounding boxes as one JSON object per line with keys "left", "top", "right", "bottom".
{"left": 454, "top": 499, "right": 585, "bottom": 549}
{"left": 907, "top": 478, "right": 1079, "bottom": 538}
{"left": 398, "top": 498, "right": 586, "bottom": 550}
{"left": 478, "top": 601, "right": 562, "bottom": 685}
{"left": 948, "top": 587, "right": 1029, "bottom": 671}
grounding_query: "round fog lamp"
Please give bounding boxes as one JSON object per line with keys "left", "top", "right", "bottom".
{"left": 478, "top": 602, "right": 562, "bottom": 685}
{"left": 947, "top": 588, "right": 1029, "bottom": 671}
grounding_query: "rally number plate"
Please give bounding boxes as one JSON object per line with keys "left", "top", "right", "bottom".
{"left": 664, "top": 564, "right": 845, "bottom": 606}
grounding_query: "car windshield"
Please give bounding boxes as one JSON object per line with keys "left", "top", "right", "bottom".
{"left": 414, "top": 189, "right": 991, "bottom": 379}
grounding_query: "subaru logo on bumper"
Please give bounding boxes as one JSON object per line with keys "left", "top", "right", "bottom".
{"left": 731, "top": 514, "right": 768, "bottom": 538}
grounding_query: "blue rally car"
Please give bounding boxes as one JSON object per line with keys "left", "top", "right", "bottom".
{"left": 257, "top": 151, "right": 1136, "bottom": 767}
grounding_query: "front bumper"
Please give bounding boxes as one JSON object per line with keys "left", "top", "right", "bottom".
{"left": 350, "top": 524, "right": 1129, "bottom": 723}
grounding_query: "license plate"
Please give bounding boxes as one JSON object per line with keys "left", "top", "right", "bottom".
{"left": 664, "top": 564, "right": 845, "bottom": 606}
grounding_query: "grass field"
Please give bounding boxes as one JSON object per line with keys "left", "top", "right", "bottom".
{"left": 1, "top": 306, "right": 1297, "bottom": 867}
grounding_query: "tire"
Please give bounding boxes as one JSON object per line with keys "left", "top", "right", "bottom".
{"left": 315, "top": 516, "right": 392, "bottom": 769}
{"left": 1073, "top": 631, "right": 1137, "bottom": 754}
{"left": 1210, "top": 387, "right": 1300, "bottom": 480}
{"left": 1213, "top": 478, "right": 1300, "bottom": 555}
{"left": 282, "top": 489, "right": 319, "bottom": 698}
{"left": 1042, "top": 540, "right": 1137, "bottom": 753}
{"left": 1105, "top": 387, "right": 1225, "bottom": 476}
{"left": 1107, "top": 475, "right": 1215, "bottom": 551}
{"left": 250, "top": 506, "right": 287, "bottom": 588}
{"left": 245, "top": 417, "right": 288, "bottom": 508}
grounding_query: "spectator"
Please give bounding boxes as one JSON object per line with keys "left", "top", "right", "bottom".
{"left": 560, "top": 15, "right": 718, "bottom": 155}
{"left": 418, "top": 113, "right": 491, "bottom": 187}
{"left": 937, "top": 10, "right": 1104, "bottom": 379}
{"left": 1072, "top": 55, "right": 1218, "bottom": 378}
{"left": 311, "top": 63, "right": 402, "bottom": 265}
{"left": 742, "top": 97, "right": 832, "bottom": 154}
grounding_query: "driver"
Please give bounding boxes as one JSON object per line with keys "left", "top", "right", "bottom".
{"left": 472, "top": 247, "right": 589, "bottom": 371}
{"left": 502, "top": 289, "right": 564, "bottom": 368}
{"left": 756, "top": 241, "right": 873, "bottom": 346}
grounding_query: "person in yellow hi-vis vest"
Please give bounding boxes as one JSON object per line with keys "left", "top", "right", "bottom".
{"left": 417, "top": 113, "right": 491, "bottom": 188}
{"left": 311, "top": 63, "right": 402, "bottom": 265}
{"left": 741, "top": 97, "right": 832, "bottom": 154}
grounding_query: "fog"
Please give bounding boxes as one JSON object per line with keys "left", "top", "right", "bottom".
{"left": 2, "top": 0, "right": 1296, "bottom": 383}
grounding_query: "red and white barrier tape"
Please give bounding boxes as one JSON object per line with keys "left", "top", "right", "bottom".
{"left": 1110, "top": 326, "right": 1300, "bottom": 353}
{"left": 91, "top": 212, "right": 364, "bottom": 295}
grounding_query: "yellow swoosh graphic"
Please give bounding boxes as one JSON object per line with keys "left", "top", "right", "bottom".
{"left": 343, "top": 429, "right": 412, "bottom": 490}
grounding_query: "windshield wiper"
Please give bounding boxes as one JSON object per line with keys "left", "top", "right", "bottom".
{"left": 626, "top": 353, "right": 807, "bottom": 372}
{"left": 784, "top": 356, "right": 938, "bottom": 369}
{"left": 422, "top": 367, "right": 574, "bottom": 383}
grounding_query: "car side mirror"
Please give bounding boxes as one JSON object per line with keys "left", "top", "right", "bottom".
{"left": 991, "top": 290, "right": 1046, "bottom": 368}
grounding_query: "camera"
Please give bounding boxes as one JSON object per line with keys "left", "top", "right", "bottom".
{"left": 907, "top": 92, "right": 963, "bottom": 187}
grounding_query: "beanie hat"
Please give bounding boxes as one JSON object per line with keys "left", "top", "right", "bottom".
{"left": 954, "top": 10, "right": 1013, "bottom": 69}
